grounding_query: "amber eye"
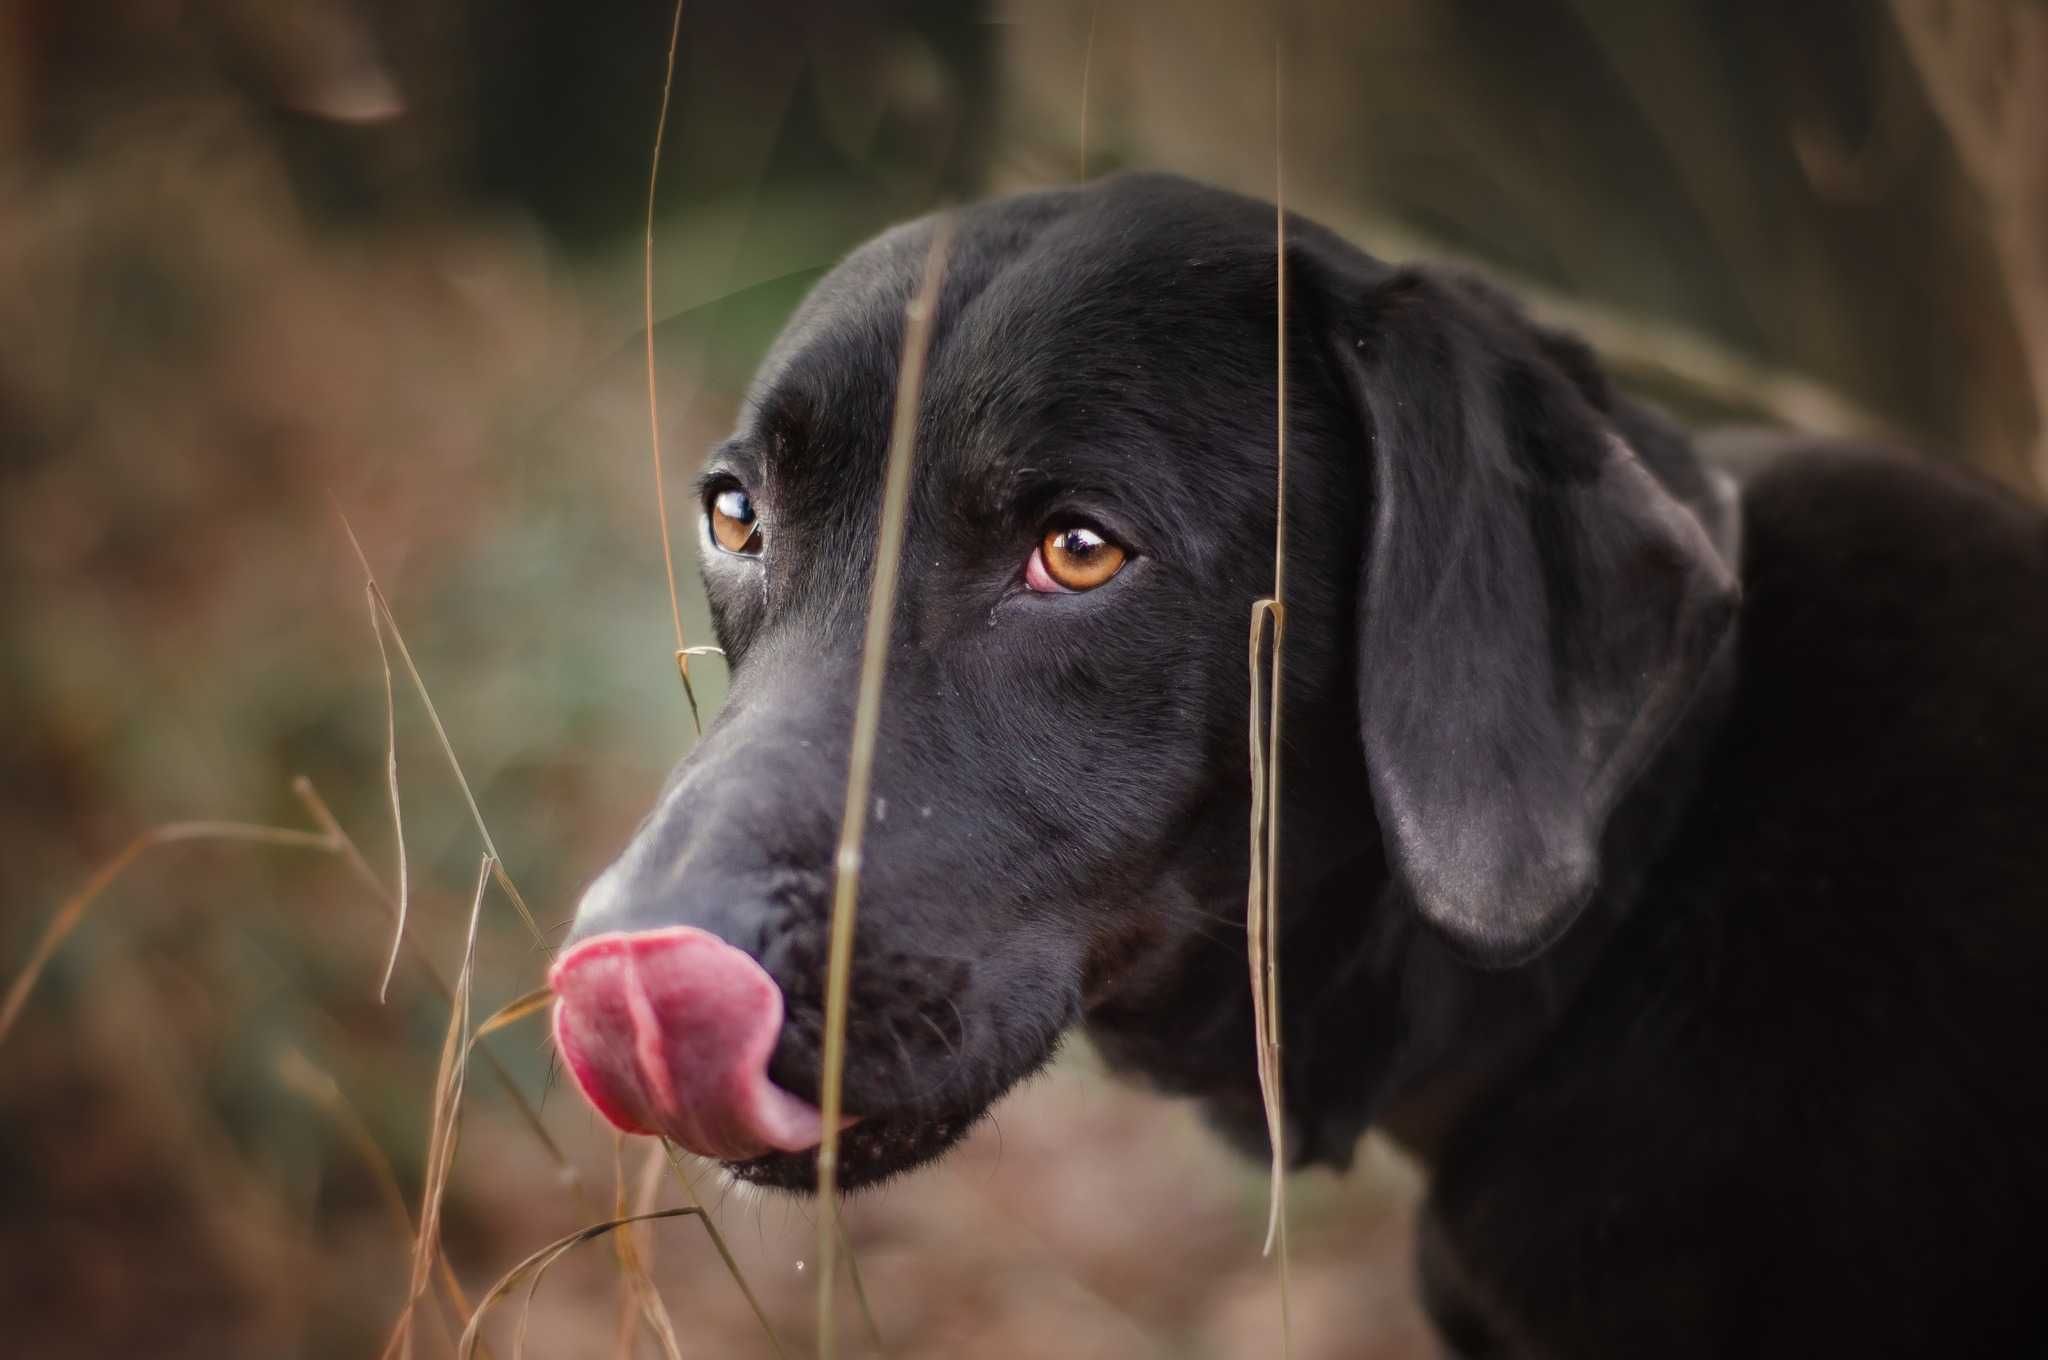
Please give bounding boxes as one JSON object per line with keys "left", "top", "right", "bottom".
{"left": 1028, "top": 525, "right": 1128, "bottom": 593}
{"left": 708, "top": 485, "right": 762, "bottom": 556}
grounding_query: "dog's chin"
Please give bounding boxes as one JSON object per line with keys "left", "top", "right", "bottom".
{"left": 723, "top": 1110, "right": 983, "bottom": 1192}
{"left": 729, "top": 1023, "right": 1072, "bottom": 1191}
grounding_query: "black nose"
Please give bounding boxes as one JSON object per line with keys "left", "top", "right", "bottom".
{"left": 563, "top": 705, "right": 842, "bottom": 954}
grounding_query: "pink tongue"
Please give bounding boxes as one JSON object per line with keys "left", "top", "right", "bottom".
{"left": 549, "top": 926, "right": 828, "bottom": 1160}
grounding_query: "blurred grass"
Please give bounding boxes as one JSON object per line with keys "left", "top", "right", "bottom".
{"left": 3, "top": 2, "right": 2040, "bottom": 1357}
{"left": 0, "top": 30, "right": 1397, "bottom": 1354}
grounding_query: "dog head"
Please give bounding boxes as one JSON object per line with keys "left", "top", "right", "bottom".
{"left": 551, "top": 173, "right": 1736, "bottom": 1189}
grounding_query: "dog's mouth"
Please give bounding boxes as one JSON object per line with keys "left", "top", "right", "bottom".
{"left": 722, "top": 1106, "right": 988, "bottom": 1191}
{"left": 550, "top": 928, "right": 1059, "bottom": 1190}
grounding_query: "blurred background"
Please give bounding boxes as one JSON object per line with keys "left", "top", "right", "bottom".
{"left": 1, "top": 1, "right": 2041, "bottom": 1356}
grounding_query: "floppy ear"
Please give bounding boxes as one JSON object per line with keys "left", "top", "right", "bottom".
{"left": 1326, "top": 269, "right": 1738, "bottom": 966}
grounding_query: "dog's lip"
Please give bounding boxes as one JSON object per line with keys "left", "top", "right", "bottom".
{"left": 723, "top": 1107, "right": 988, "bottom": 1190}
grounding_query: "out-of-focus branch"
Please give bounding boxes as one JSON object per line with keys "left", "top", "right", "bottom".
{"left": 208, "top": 0, "right": 406, "bottom": 123}
{"left": 1892, "top": 0, "right": 2048, "bottom": 488}
{"left": 1791, "top": 33, "right": 1930, "bottom": 205}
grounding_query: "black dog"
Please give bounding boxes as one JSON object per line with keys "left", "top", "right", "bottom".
{"left": 551, "top": 173, "right": 2048, "bottom": 1356}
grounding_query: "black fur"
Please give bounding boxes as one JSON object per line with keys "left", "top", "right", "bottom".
{"left": 565, "top": 173, "right": 2048, "bottom": 1356}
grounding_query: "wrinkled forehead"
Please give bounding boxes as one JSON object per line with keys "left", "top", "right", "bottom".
{"left": 726, "top": 185, "right": 1285, "bottom": 535}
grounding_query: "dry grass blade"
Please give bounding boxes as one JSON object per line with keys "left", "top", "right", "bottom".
{"left": 472, "top": 986, "right": 554, "bottom": 1044}
{"left": 273, "top": 1047, "right": 421, "bottom": 1251}
{"left": 814, "top": 215, "right": 954, "bottom": 1360}
{"left": 609, "top": 1145, "right": 646, "bottom": 1360}
{"left": 281, "top": 784, "right": 771, "bottom": 1355}
{"left": 334, "top": 509, "right": 547, "bottom": 950}
{"left": 1246, "top": 603, "right": 1286, "bottom": 1252}
{"left": 294, "top": 774, "right": 411, "bottom": 917}
{"left": 609, "top": 1141, "right": 682, "bottom": 1360}
{"left": 608, "top": 1136, "right": 685, "bottom": 1360}
{"left": 660, "top": 1140, "right": 791, "bottom": 1358}
{"left": 643, "top": 0, "right": 703, "bottom": 734}
{"left": 1243, "top": 35, "right": 1295, "bottom": 1353}
{"left": 283, "top": 876, "right": 758, "bottom": 1357}
{"left": 274, "top": 1046, "right": 485, "bottom": 1360}
{"left": 367, "top": 582, "right": 411, "bottom": 1003}
{"left": 1, "top": 778, "right": 567, "bottom": 1355}
{"left": 836, "top": 1209, "right": 888, "bottom": 1356}
{"left": 292, "top": 777, "right": 579, "bottom": 1187}
{"left": 0, "top": 819, "right": 336, "bottom": 1049}
{"left": 456, "top": 1208, "right": 703, "bottom": 1360}
{"left": 383, "top": 854, "right": 493, "bottom": 1360}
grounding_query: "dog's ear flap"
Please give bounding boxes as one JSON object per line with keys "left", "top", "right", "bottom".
{"left": 1323, "top": 269, "right": 1737, "bottom": 966}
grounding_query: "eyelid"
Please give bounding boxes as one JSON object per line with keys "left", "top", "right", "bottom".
{"left": 1036, "top": 506, "right": 1142, "bottom": 557}
{"left": 696, "top": 460, "right": 762, "bottom": 501}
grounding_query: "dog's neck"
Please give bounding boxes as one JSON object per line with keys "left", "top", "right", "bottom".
{"left": 1326, "top": 554, "right": 1744, "bottom": 1172}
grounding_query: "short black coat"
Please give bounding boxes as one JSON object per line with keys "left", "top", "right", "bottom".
{"left": 566, "top": 172, "right": 2048, "bottom": 1356}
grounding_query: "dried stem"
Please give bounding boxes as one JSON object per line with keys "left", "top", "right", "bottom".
{"left": 607, "top": 1136, "right": 685, "bottom": 1360}
{"left": 814, "top": 217, "right": 954, "bottom": 1359}
{"left": 836, "top": 1211, "right": 887, "bottom": 1356}
{"left": 643, "top": 0, "right": 705, "bottom": 731}
{"left": 273, "top": 1046, "right": 484, "bottom": 1359}
{"left": 291, "top": 778, "right": 575, "bottom": 1179}
{"left": 383, "top": 855, "right": 493, "bottom": 1360}
{"left": 1, "top": 820, "right": 337, "bottom": 1049}
{"left": 335, "top": 509, "right": 547, "bottom": 948}
{"left": 367, "top": 581, "right": 410, "bottom": 1003}
{"left": 660, "top": 1141, "right": 790, "bottom": 1357}
{"left": 300, "top": 767, "right": 774, "bottom": 1353}
{"left": 1244, "top": 35, "right": 1294, "bottom": 1352}
{"left": 458, "top": 1209, "right": 705, "bottom": 1360}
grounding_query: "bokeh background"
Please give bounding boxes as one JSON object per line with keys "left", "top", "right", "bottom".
{"left": 2, "top": 2, "right": 2041, "bottom": 1356}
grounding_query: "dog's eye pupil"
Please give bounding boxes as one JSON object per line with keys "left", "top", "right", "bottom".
{"left": 1055, "top": 528, "right": 1101, "bottom": 558}
{"left": 709, "top": 487, "right": 762, "bottom": 556}
{"left": 1038, "top": 525, "right": 1127, "bottom": 591}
